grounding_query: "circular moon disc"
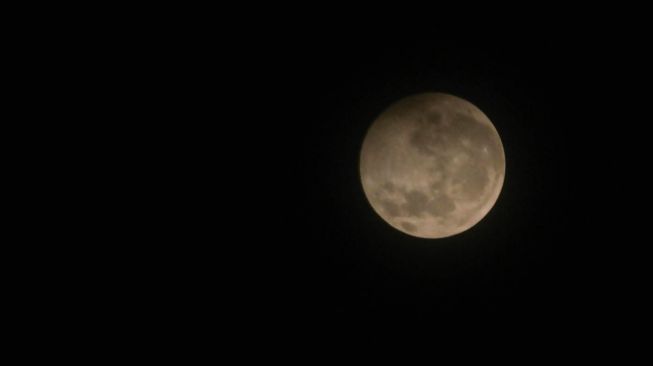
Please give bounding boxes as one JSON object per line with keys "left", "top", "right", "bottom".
{"left": 360, "top": 93, "right": 505, "bottom": 238}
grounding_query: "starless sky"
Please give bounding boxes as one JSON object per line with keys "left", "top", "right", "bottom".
{"left": 229, "top": 33, "right": 646, "bottom": 343}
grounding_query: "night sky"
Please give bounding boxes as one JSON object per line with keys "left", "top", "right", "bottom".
{"left": 22, "top": 10, "right": 652, "bottom": 356}
{"left": 223, "top": 32, "right": 647, "bottom": 345}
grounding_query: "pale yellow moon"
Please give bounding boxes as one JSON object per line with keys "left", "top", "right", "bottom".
{"left": 360, "top": 93, "right": 505, "bottom": 238}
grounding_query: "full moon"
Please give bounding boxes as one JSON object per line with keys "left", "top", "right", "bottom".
{"left": 360, "top": 93, "right": 505, "bottom": 238}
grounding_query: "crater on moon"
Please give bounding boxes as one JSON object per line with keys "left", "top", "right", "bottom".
{"left": 359, "top": 93, "right": 505, "bottom": 239}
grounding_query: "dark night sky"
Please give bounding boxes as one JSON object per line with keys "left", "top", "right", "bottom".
{"left": 20, "top": 10, "right": 652, "bottom": 356}
{"left": 213, "top": 30, "right": 648, "bottom": 345}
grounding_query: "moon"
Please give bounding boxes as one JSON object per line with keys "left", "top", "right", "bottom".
{"left": 360, "top": 93, "right": 505, "bottom": 239}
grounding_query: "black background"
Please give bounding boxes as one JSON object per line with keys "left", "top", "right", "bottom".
{"left": 128, "top": 20, "right": 653, "bottom": 350}
{"left": 232, "top": 31, "right": 649, "bottom": 344}
{"left": 13, "top": 8, "right": 652, "bottom": 358}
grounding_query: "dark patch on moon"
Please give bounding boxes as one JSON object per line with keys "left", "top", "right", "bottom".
{"left": 425, "top": 194, "right": 456, "bottom": 217}
{"left": 402, "top": 189, "right": 457, "bottom": 218}
{"left": 409, "top": 129, "right": 436, "bottom": 155}
{"left": 430, "top": 179, "right": 445, "bottom": 193}
{"left": 402, "top": 190, "right": 430, "bottom": 217}
{"left": 400, "top": 221, "right": 417, "bottom": 232}
{"left": 380, "top": 199, "right": 401, "bottom": 217}
{"left": 424, "top": 110, "right": 443, "bottom": 125}
{"left": 409, "top": 127, "right": 450, "bottom": 157}
{"left": 382, "top": 181, "right": 396, "bottom": 193}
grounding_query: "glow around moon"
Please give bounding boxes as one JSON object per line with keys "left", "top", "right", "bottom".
{"left": 360, "top": 93, "right": 505, "bottom": 238}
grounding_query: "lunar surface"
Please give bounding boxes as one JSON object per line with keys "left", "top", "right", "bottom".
{"left": 360, "top": 93, "right": 505, "bottom": 238}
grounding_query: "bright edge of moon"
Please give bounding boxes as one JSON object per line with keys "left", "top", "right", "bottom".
{"left": 359, "top": 93, "right": 505, "bottom": 239}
